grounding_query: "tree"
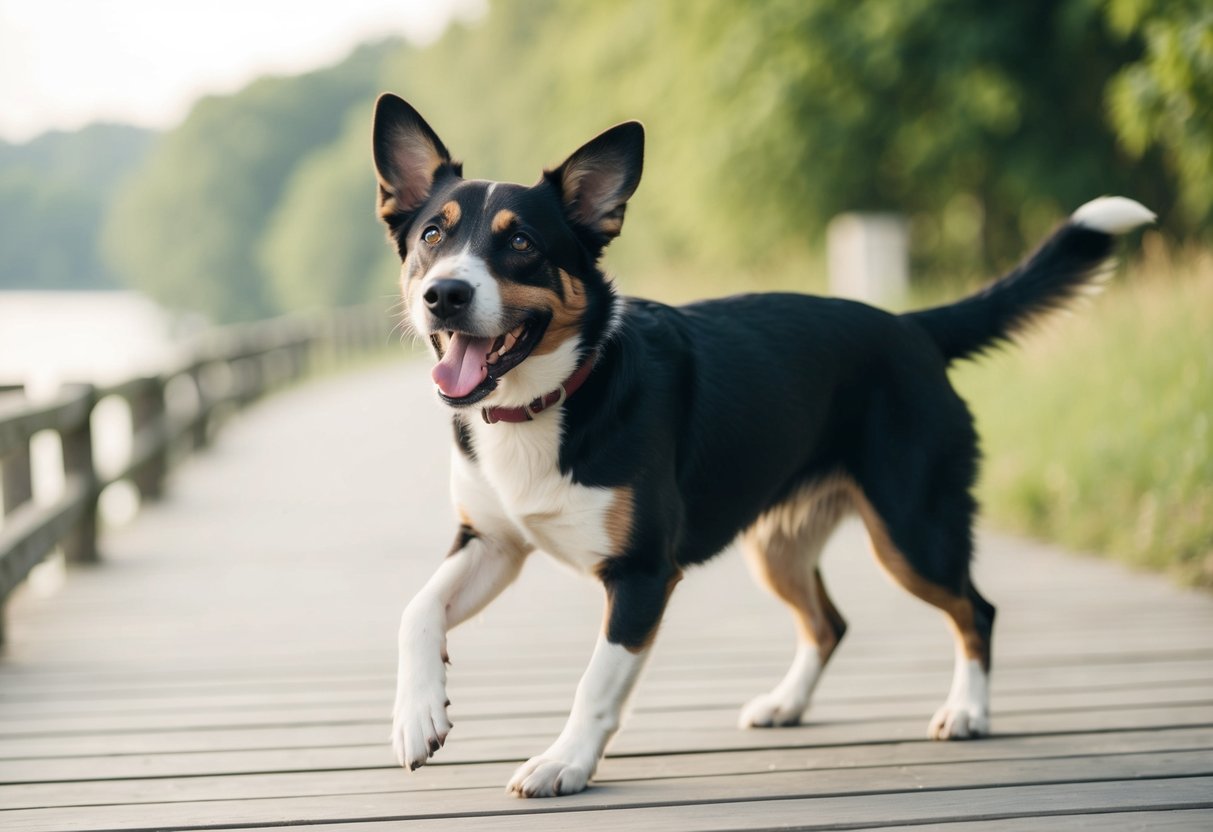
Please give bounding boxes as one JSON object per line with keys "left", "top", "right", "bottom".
{"left": 0, "top": 124, "right": 153, "bottom": 290}
{"left": 102, "top": 42, "right": 395, "bottom": 321}
{"left": 259, "top": 106, "right": 400, "bottom": 313}
{"left": 379, "top": 0, "right": 1176, "bottom": 284}
{"left": 1106, "top": 0, "right": 1213, "bottom": 229}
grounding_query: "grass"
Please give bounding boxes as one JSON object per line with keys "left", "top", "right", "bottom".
{"left": 618, "top": 233, "right": 1212, "bottom": 586}
{"left": 949, "top": 237, "right": 1213, "bottom": 586}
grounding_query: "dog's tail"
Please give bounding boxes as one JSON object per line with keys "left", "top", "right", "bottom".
{"left": 905, "top": 196, "right": 1155, "bottom": 365}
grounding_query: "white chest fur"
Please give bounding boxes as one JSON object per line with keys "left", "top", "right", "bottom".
{"left": 455, "top": 412, "right": 618, "bottom": 574}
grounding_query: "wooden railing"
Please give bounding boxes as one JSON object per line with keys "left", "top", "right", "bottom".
{"left": 0, "top": 305, "right": 392, "bottom": 643}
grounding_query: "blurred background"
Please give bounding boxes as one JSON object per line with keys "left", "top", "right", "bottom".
{"left": 0, "top": 0, "right": 1209, "bottom": 583}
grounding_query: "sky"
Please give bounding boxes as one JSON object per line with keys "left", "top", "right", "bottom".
{"left": 0, "top": 0, "right": 486, "bottom": 143}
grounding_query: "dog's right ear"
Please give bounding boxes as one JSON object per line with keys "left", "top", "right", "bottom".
{"left": 372, "top": 94, "right": 461, "bottom": 243}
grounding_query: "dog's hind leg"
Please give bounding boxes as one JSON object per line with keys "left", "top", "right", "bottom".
{"left": 851, "top": 488, "right": 996, "bottom": 740}
{"left": 738, "top": 482, "right": 851, "bottom": 729}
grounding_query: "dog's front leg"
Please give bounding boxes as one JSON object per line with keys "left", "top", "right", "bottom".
{"left": 392, "top": 531, "right": 528, "bottom": 771}
{"left": 507, "top": 563, "right": 680, "bottom": 797}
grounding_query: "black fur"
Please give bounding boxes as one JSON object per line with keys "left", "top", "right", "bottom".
{"left": 447, "top": 523, "right": 478, "bottom": 558}
{"left": 374, "top": 93, "right": 1136, "bottom": 714}
{"left": 452, "top": 417, "right": 475, "bottom": 460}
{"left": 907, "top": 224, "right": 1115, "bottom": 364}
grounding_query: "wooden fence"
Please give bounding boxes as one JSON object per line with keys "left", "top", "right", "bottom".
{"left": 0, "top": 305, "right": 391, "bottom": 643}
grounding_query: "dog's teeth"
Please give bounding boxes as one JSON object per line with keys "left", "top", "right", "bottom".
{"left": 491, "top": 335, "right": 505, "bottom": 353}
{"left": 502, "top": 332, "right": 517, "bottom": 354}
{"left": 487, "top": 352, "right": 499, "bottom": 365}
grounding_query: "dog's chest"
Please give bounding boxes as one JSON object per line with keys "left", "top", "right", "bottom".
{"left": 464, "top": 416, "right": 619, "bottom": 573}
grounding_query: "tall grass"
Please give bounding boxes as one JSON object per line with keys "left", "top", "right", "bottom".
{"left": 950, "top": 236, "right": 1213, "bottom": 585}
{"left": 621, "top": 233, "right": 1210, "bottom": 584}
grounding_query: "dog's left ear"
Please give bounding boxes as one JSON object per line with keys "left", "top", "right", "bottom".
{"left": 546, "top": 121, "right": 644, "bottom": 250}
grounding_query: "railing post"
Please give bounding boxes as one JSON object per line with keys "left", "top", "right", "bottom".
{"left": 1, "top": 385, "right": 33, "bottom": 518}
{"left": 131, "top": 377, "right": 168, "bottom": 500}
{"left": 0, "top": 385, "right": 32, "bottom": 645}
{"left": 188, "top": 362, "right": 211, "bottom": 451}
{"left": 61, "top": 384, "right": 98, "bottom": 564}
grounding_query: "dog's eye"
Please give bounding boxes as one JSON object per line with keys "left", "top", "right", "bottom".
{"left": 422, "top": 226, "right": 443, "bottom": 246}
{"left": 509, "top": 233, "right": 533, "bottom": 252}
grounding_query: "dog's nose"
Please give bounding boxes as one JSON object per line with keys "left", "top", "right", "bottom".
{"left": 423, "top": 279, "right": 474, "bottom": 320}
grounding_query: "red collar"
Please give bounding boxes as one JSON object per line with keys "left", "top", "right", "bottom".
{"left": 481, "top": 352, "right": 598, "bottom": 424}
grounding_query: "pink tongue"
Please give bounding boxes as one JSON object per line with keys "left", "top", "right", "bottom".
{"left": 432, "top": 333, "right": 492, "bottom": 398}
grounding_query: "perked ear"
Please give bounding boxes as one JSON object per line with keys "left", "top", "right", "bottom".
{"left": 372, "top": 93, "right": 461, "bottom": 236}
{"left": 547, "top": 121, "right": 644, "bottom": 248}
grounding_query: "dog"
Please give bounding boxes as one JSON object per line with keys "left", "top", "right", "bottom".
{"left": 371, "top": 92, "right": 1154, "bottom": 797}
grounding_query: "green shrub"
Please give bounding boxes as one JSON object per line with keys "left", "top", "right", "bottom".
{"left": 950, "top": 237, "right": 1213, "bottom": 585}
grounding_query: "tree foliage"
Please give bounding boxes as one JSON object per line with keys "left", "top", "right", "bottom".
{"left": 102, "top": 42, "right": 394, "bottom": 320}
{"left": 0, "top": 124, "right": 153, "bottom": 289}
{"left": 46, "top": 0, "right": 1210, "bottom": 320}
{"left": 379, "top": 0, "right": 1189, "bottom": 285}
{"left": 259, "top": 106, "right": 399, "bottom": 313}
{"left": 1106, "top": 0, "right": 1213, "bottom": 227}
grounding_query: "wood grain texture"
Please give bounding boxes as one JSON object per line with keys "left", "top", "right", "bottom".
{"left": 2, "top": 360, "right": 1211, "bottom": 831}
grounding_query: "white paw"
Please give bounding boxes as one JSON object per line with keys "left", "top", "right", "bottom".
{"left": 506, "top": 755, "right": 591, "bottom": 798}
{"left": 390, "top": 685, "right": 452, "bottom": 771}
{"left": 928, "top": 702, "right": 990, "bottom": 740}
{"left": 738, "top": 691, "right": 807, "bottom": 729}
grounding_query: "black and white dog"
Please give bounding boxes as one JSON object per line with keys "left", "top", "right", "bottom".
{"left": 372, "top": 93, "right": 1153, "bottom": 797}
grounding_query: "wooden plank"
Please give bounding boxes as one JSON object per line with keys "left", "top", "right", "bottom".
{"left": 172, "top": 811, "right": 1213, "bottom": 831}
{"left": 0, "top": 477, "right": 89, "bottom": 598}
{"left": 1, "top": 679, "right": 1209, "bottom": 742}
{"left": 5, "top": 654, "right": 1213, "bottom": 714}
{"left": 208, "top": 779, "right": 1212, "bottom": 832}
{"left": 2, "top": 703, "right": 1210, "bottom": 784}
{"left": 4, "top": 650, "right": 1211, "bottom": 705}
{"left": 0, "top": 387, "right": 91, "bottom": 456}
{"left": 2, "top": 726, "right": 1209, "bottom": 810}
{"left": 9, "top": 684, "right": 1213, "bottom": 745}
{"left": 2, "top": 361, "right": 1211, "bottom": 830}
{"left": 873, "top": 809, "right": 1213, "bottom": 831}
{"left": 7, "top": 688, "right": 1212, "bottom": 760}
{"left": 3, "top": 764, "right": 1210, "bottom": 832}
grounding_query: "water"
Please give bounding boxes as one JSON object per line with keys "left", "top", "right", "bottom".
{"left": 0, "top": 291, "right": 206, "bottom": 566}
{"left": 0, "top": 290, "right": 200, "bottom": 395}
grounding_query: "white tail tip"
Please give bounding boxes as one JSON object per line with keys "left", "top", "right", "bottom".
{"left": 1071, "top": 196, "right": 1156, "bottom": 234}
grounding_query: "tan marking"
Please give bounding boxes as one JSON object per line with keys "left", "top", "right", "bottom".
{"left": 539, "top": 270, "right": 589, "bottom": 356}
{"left": 596, "top": 207, "right": 625, "bottom": 238}
{"left": 847, "top": 482, "right": 988, "bottom": 669}
{"left": 495, "top": 270, "right": 589, "bottom": 358}
{"left": 456, "top": 505, "right": 472, "bottom": 527}
{"left": 815, "top": 569, "right": 846, "bottom": 641}
{"left": 491, "top": 209, "right": 517, "bottom": 234}
{"left": 440, "top": 200, "right": 462, "bottom": 229}
{"left": 742, "top": 478, "right": 853, "bottom": 661}
{"left": 377, "top": 183, "right": 399, "bottom": 221}
{"left": 605, "top": 487, "right": 634, "bottom": 555}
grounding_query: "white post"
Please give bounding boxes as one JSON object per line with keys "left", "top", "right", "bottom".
{"left": 826, "top": 213, "right": 910, "bottom": 306}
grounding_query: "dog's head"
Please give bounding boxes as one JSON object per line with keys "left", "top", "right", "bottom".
{"left": 372, "top": 94, "right": 643, "bottom": 410}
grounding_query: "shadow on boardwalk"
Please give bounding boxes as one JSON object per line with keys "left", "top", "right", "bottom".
{"left": 2, "top": 360, "right": 1212, "bottom": 830}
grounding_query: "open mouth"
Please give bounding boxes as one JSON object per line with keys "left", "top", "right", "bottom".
{"left": 430, "top": 314, "right": 549, "bottom": 406}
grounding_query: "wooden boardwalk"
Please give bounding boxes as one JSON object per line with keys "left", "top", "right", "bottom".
{"left": 2, "top": 360, "right": 1211, "bottom": 830}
